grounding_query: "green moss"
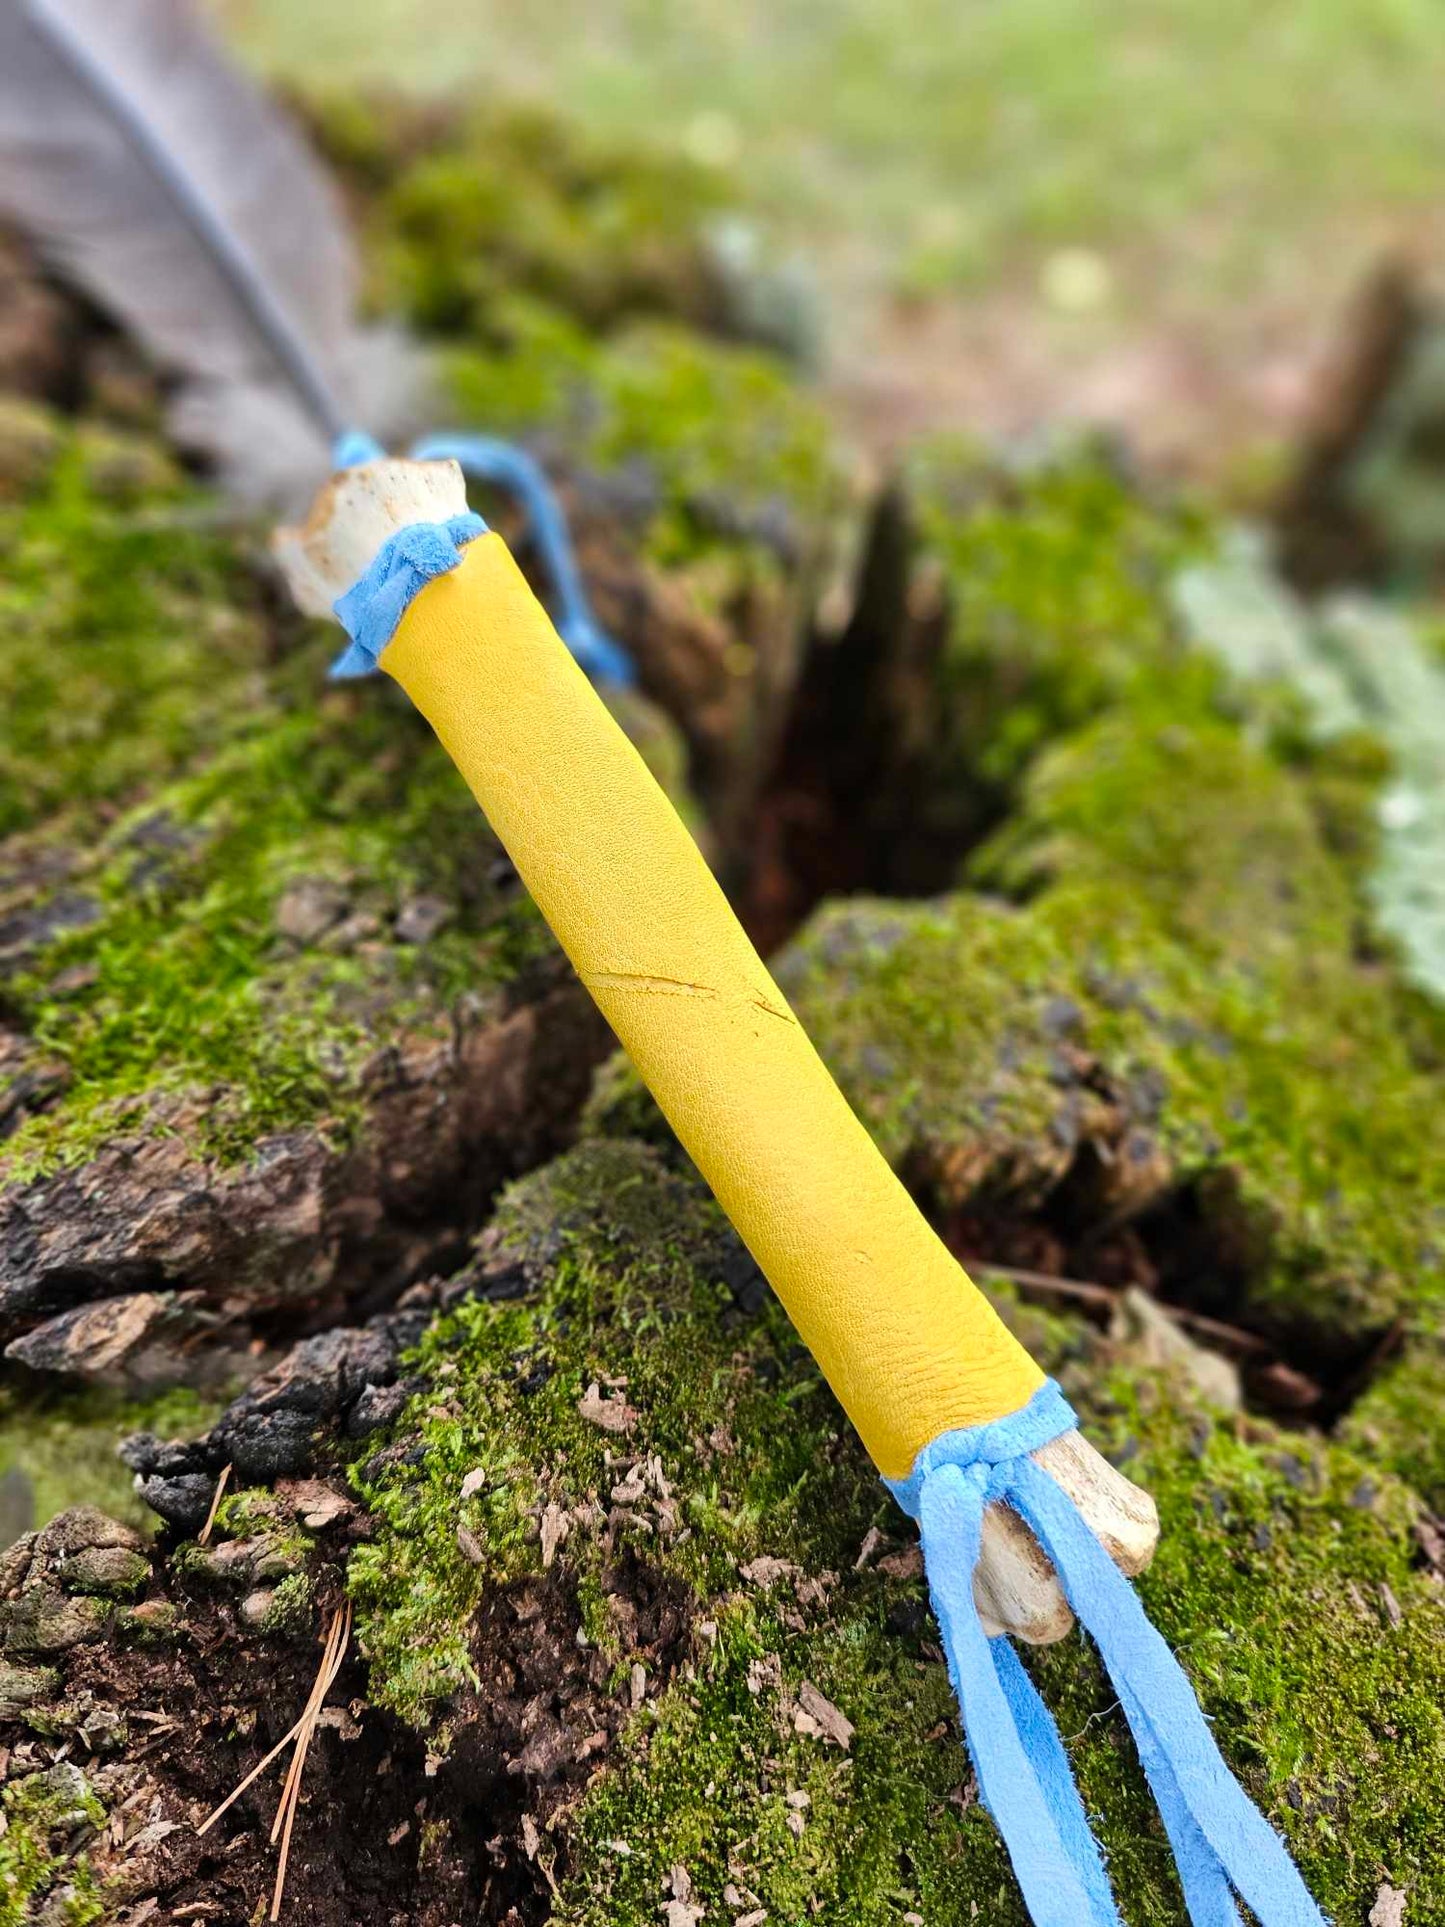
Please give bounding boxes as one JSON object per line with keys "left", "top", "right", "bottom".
{"left": 259, "top": 1569, "right": 316, "bottom": 1637}
{"left": 901, "top": 439, "right": 1212, "bottom": 847}
{"left": 0, "top": 448, "right": 551, "bottom": 1180}
{"left": 346, "top": 1138, "right": 1445, "bottom": 1923}
{"left": 304, "top": 92, "right": 732, "bottom": 342}
{"left": 0, "top": 1384, "right": 219, "bottom": 1541}
{"left": 0, "top": 430, "right": 257, "bottom": 839}
{"left": 445, "top": 303, "right": 841, "bottom": 572}
{"left": 1030, "top": 1383, "right": 1445, "bottom": 1923}
{"left": 1341, "top": 1339, "right": 1445, "bottom": 1512}
{"left": 778, "top": 700, "right": 1443, "bottom": 1344}
{"left": 5, "top": 697, "right": 544, "bottom": 1177}
{"left": 349, "top": 1139, "right": 876, "bottom": 1727}
{"left": 212, "top": 1486, "right": 313, "bottom": 1554}
{"left": 0, "top": 1768, "right": 105, "bottom": 1926}
{"left": 561, "top": 1392, "right": 1445, "bottom": 1925}
{"left": 0, "top": 397, "right": 64, "bottom": 500}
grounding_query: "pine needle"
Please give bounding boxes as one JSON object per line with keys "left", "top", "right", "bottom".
{"left": 270, "top": 1601, "right": 350, "bottom": 1920}
{"left": 197, "top": 1463, "right": 232, "bottom": 1546}
{"left": 196, "top": 1600, "right": 353, "bottom": 1922}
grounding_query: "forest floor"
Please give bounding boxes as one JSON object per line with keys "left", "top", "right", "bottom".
{"left": 215, "top": 0, "right": 1445, "bottom": 475}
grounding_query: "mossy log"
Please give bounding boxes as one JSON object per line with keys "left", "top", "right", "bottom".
{"left": 4, "top": 1143, "right": 1443, "bottom": 1925}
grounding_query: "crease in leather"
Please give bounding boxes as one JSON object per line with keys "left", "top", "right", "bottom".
{"left": 380, "top": 534, "right": 1045, "bottom": 1480}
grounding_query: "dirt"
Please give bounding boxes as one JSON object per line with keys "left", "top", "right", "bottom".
{"left": 4, "top": 1509, "right": 698, "bottom": 1927}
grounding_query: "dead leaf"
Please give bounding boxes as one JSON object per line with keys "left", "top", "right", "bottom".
{"left": 279, "top": 1479, "right": 353, "bottom": 1530}
{"left": 663, "top": 1862, "right": 704, "bottom": 1927}
{"left": 746, "top": 1653, "right": 781, "bottom": 1696}
{"left": 460, "top": 1467, "right": 487, "bottom": 1502}
{"left": 796, "top": 1681, "right": 854, "bottom": 1751}
{"left": 740, "top": 1556, "right": 798, "bottom": 1589}
{"left": 540, "top": 1501, "right": 569, "bottom": 1569}
{"left": 611, "top": 1465, "right": 647, "bottom": 1504}
{"left": 579, "top": 1382, "right": 637, "bottom": 1435}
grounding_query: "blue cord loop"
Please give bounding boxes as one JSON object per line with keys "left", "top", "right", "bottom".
{"left": 328, "top": 430, "right": 633, "bottom": 685}
{"left": 887, "top": 1381, "right": 1327, "bottom": 1927}
{"left": 411, "top": 434, "right": 635, "bottom": 686}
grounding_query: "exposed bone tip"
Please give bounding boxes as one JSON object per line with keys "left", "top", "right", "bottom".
{"left": 975, "top": 1428, "right": 1159, "bottom": 1645}
{"left": 271, "top": 456, "right": 469, "bottom": 619}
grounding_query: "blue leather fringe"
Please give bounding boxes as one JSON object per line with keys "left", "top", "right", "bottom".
{"left": 887, "top": 1381, "right": 1327, "bottom": 1927}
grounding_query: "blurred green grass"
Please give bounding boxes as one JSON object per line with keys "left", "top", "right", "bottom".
{"left": 219, "top": 0, "right": 1445, "bottom": 321}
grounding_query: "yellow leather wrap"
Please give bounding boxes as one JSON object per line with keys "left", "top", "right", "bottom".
{"left": 381, "top": 534, "right": 1044, "bottom": 1479}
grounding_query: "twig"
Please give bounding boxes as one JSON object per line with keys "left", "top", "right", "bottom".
{"left": 197, "top": 1463, "right": 232, "bottom": 1546}
{"left": 974, "top": 1262, "right": 1274, "bottom": 1358}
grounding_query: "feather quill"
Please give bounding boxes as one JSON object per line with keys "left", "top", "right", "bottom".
{"left": 0, "top": 0, "right": 423, "bottom": 498}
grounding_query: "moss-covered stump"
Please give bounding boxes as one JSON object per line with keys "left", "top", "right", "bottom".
{"left": 771, "top": 698, "right": 1444, "bottom": 1370}
{"left": 301, "top": 92, "right": 766, "bottom": 351}
{"left": 2, "top": 67, "right": 1443, "bottom": 1925}
{"left": 602, "top": 443, "right": 1439, "bottom": 1406}
{"left": 8, "top": 1141, "right": 1439, "bottom": 1925}
{"left": 0, "top": 412, "right": 611, "bottom": 1382}
{"left": 742, "top": 441, "right": 1215, "bottom": 940}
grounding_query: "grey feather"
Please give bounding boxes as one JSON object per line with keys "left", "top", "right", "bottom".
{"left": 0, "top": 0, "right": 427, "bottom": 499}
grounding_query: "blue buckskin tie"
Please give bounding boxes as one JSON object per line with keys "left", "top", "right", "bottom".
{"left": 887, "top": 1381, "right": 1327, "bottom": 1927}
{"left": 327, "top": 430, "right": 633, "bottom": 686}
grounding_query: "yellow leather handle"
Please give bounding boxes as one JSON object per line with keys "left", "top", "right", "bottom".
{"left": 381, "top": 534, "right": 1043, "bottom": 1479}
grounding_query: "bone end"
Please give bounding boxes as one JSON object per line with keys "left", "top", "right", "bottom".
{"left": 974, "top": 1430, "right": 1159, "bottom": 1645}
{"left": 272, "top": 456, "right": 469, "bottom": 618}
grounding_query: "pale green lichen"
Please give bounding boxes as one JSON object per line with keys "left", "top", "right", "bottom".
{"left": 1175, "top": 524, "right": 1445, "bottom": 1001}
